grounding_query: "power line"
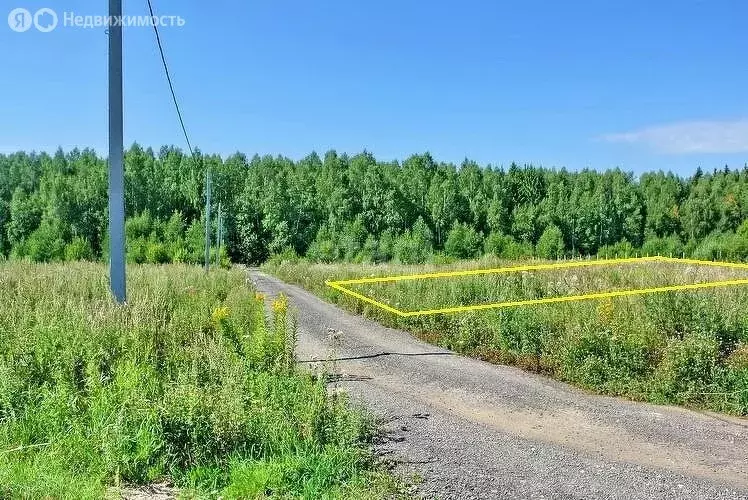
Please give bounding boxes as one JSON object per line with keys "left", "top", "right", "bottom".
{"left": 146, "top": 1, "right": 213, "bottom": 272}
{"left": 146, "top": 0, "right": 195, "bottom": 159}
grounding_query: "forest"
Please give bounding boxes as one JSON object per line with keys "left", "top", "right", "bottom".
{"left": 1, "top": 145, "right": 747, "bottom": 265}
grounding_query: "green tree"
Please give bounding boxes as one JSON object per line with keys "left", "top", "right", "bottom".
{"left": 536, "top": 224, "right": 565, "bottom": 259}
{"left": 444, "top": 222, "right": 483, "bottom": 259}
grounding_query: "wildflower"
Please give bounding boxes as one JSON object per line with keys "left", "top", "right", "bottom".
{"left": 272, "top": 294, "right": 288, "bottom": 315}
{"left": 255, "top": 292, "right": 265, "bottom": 302}
{"left": 211, "top": 306, "right": 230, "bottom": 325}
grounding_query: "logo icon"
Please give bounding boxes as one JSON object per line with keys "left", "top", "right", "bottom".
{"left": 8, "top": 7, "right": 32, "bottom": 32}
{"left": 33, "top": 8, "right": 57, "bottom": 32}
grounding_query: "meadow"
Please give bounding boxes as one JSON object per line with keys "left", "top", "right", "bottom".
{"left": 0, "top": 262, "right": 395, "bottom": 499}
{"left": 265, "top": 256, "right": 748, "bottom": 415}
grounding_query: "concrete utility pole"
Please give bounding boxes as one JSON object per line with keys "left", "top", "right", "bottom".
{"left": 204, "top": 168, "right": 212, "bottom": 272}
{"left": 108, "top": 0, "right": 126, "bottom": 303}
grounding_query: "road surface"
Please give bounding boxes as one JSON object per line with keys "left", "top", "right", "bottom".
{"left": 250, "top": 270, "right": 748, "bottom": 500}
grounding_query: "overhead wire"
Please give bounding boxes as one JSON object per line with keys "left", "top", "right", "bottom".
{"left": 146, "top": 0, "right": 196, "bottom": 160}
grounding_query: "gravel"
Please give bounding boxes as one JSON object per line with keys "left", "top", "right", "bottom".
{"left": 251, "top": 270, "right": 748, "bottom": 500}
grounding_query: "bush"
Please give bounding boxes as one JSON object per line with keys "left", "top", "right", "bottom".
{"left": 338, "top": 217, "right": 368, "bottom": 262}
{"left": 185, "top": 220, "right": 207, "bottom": 264}
{"left": 306, "top": 240, "right": 337, "bottom": 263}
{"left": 429, "top": 252, "right": 456, "bottom": 265}
{"left": 597, "top": 239, "right": 636, "bottom": 259}
{"left": 356, "top": 234, "right": 379, "bottom": 263}
{"left": 64, "top": 237, "right": 94, "bottom": 261}
{"left": 484, "top": 232, "right": 514, "bottom": 256}
{"left": 690, "top": 234, "right": 721, "bottom": 260}
{"left": 163, "top": 211, "right": 185, "bottom": 242}
{"left": 125, "top": 211, "right": 154, "bottom": 241}
{"left": 501, "top": 240, "right": 534, "bottom": 260}
{"left": 393, "top": 233, "right": 428, "bottom": 264}
{"left": 145, "top": 240, "right": 170, "bottom": 264}
{"left": 444, "top": 222, "right": 483, "bottom": 259}
{"left": 394, "top": 217, "right": 433, "bottom": 264}
{"left": 16, "top": 220, "right": 66, "bottom": 262}
{"left": 535, "top": 224, "right": 565, "bottom": 260}
{"left": 267, "top": 246, "right": 300, "bottom": 266}
{"left": 655, "top": 332, "right": 719, "bottom": 402}
{"left": 126, "top": 236, "right": 148, "bottom": 264}
{"left": 169, "top": 241, "right": 189, "bottom": 263}
{"left": 641, "top": 234, "right": 684, "bottom": 257}
{"left": 375, "top": 229, "right": 395, "bottom": 262}
{"left": 483, "top": 232, "right": 534, "bottom": 260}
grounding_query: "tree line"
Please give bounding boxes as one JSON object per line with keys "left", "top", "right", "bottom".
{"left": 1, "top": 145, "right": 747, "bottom": 265}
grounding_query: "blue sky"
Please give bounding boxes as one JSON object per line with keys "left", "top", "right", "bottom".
{"left": 1, "top": 0, "right": 747, "bottom": 175}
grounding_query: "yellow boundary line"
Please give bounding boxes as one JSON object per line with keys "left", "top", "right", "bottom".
{"left": 324, "top": 256, "right": 748, "bottom": 317}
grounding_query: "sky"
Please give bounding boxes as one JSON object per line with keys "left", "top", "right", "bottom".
{"left": 1, "top": 0, "right": 747, "bottom": 175}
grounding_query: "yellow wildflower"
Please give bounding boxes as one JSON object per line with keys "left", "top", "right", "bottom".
{"left": 211, "top": 306, "right": 230, "bottom": 325}
{"left": 272, "top": 294, "right": 288, "bottom": 315}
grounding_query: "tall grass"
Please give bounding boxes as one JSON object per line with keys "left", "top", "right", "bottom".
{"left": 0, "top": 262, "right": 393, "bottom": 499}
{"left": 265, "top": 257, "right": 748, "bottom": 415}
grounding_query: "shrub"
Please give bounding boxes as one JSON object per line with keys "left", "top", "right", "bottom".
{"left": 429, "top": 252, "right": 456, "bottom": 265}
{"left": 18, "top": 220, "right": 66, "bottom": 262}
{"left": 163, "top": 211, "right": 186, "bottom": 242}
{"left": 501, "top": 240, "right": 534, "bottom": 260}
{"left": 375, "top": 229, "right": 395, "bottom": 262}
{"left": 727, "top": 344, "right": 748, "bottom": 370}
{"left": 185, "top": 220, "right": 207, "bottom": 264}
{"left": 641, "top": 234, "right": 684, "bottom": 258}
{"left": 125, "top": 210, "right": 154, "bottom": 241}
{"left": 394, "top": 217, "right": 433, "bottom": 264}
{"left": 737, "top": 219, "right": 748, "bottom": 239}
{"left": 535, "top": 224, "right": 565, "bottom": 260}
{"left": 484, "top": 232, "right": 514, "bottom": 256}
{"left": 597, "top": 239, "right": 636, "bottom": 259}
{"left": 338, "top": 217, "right": 368, "bottom": 262}
{"left": 267, "top": 246, "right": 300, "bottom": 266}
{"left": 688, "top": 233, "right": 746, "bottom": 261}
{"left": 145, "top": 240, "right": 170, "bottom": 264}
{"left": 126, "top": 236, "right": 148, "bottom": 264}
{"left": 655, "top": 331, "right": 719, "bottom": 402}
{"left": 444, "top": 222, "right": 483, "bottom": 259}
{"left": 64, "top": 237, "right": 94, "bottom": 261}
{"left": 356, "top": 235, "right": 379, "bottom": 263}
{"left": 170, "top": 241, "right": 189, "bottom": 263}
{"left": 393, "top": 233, "right": 428, "bottom": 264}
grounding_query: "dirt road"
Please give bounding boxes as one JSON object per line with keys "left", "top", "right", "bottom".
{"left": 250, "top": 270, "right": 748, "bottom": 500}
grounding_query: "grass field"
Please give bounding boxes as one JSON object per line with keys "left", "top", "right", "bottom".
{"left": 330, "top": 256, "right": 748, "bottom": 315}
{"left": 265, "top": 256, "right": 748, "bottom": 415}
{"left": 0, "top": 262, "right": 396, "bottom": 499}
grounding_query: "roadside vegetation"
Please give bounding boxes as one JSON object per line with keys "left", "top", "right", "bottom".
{"left": 265, "top": 257, "right": 748, "bottom": 416}
{"left": 0, "top": 262, "right": 395, "bottom": 499}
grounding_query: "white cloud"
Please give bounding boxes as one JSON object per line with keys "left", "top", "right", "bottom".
{"left": 602, "top": 119, "right": 748, "bottom": 154}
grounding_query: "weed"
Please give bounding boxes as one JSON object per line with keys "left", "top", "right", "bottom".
{"left": 0, "top": 262, "right": 391, "bottom": 498}
{"left": 265, "top": 257, "right": 748, "bottom": 415}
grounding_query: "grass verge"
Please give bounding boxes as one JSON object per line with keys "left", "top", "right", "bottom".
{"left": 264, "top": 257, "right": 748, "bottom": 416}
{"left": 0, "top": 262, "right": 398, "bottom": 499}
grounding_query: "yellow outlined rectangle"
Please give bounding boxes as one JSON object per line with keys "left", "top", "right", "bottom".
{"left": 325, "top": 256, "right": 748, "bottom": 317}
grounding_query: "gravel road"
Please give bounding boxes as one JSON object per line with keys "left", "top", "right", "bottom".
{"left": 250, "top": 270, "right": 748, "bottom": 500}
